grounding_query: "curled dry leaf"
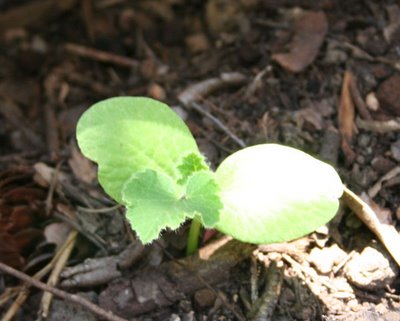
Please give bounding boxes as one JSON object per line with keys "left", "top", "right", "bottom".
{"left": 338, "top": 71, "right": 357, "bottom": 163}
{"left": 68, "top": 142, "right": 97, "bottom": 185}
{"left": 272, "top": 11, "right": 328, "bottom": 73}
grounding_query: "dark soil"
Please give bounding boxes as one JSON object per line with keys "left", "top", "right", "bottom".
{"left": 1, "top": 1, "right": 400, "bottom": 320}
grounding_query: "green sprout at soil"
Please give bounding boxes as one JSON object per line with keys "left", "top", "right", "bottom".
{"left": 76, "top": 97, "right": 343, "bottom": 255}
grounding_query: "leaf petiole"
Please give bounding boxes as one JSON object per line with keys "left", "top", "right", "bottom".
{"left": 186, "top": 216, "right": 202, "bottom": 256}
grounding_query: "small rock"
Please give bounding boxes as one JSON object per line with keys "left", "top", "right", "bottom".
{"left": 390, "top": 139, "right": 400, "bottom": 161}
{"left": 47, "top": 292, "right": 97, "bottom": 321}
{"left": 366, "top": 92, "right": 380, "bottom": 111}
{"left": 308, "top": 244, "right": 347, "bottom": 274}
{"left": 376, "top": 74, "right": 400, "bottom": 116}
{"left": 31, "top": 35, "right": 47, "bottom": 53}
{"left": 345, "top": 246, "right": 399, "bottom": 290}
{"left": 169, "top": 314, "right": 181, "bottom": 321}
{"left": 194, "top": 288, "right": 216, "bottom": 310}
{"left": 323, "top": 41, "right": 348, "bottom": 64}
{"left": 182, "top": 311, "right": 196, "bottom": 321}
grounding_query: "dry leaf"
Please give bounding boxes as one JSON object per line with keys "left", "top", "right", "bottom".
{"left": 272, "top": 11, "right": 328, "bottom": 73}
{"left": 68, "top": 142, "right": 97, "bottom": 184}
{"left": 338, "top": 71, "right": 357, "bottom": 162}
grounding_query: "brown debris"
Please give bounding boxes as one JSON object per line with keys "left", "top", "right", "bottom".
{"left": 98, "top": 238, "right": 255, "bottom": 318}
{"left": 0, "top": 168, "right": 47, "bottom": 269}
{"left": 0, "top": 0, "right": 78, "bottom": 31}
{"left": 338, "top": 71, "right": 357, "bottom": 163}
{"left": 272, "top": 11, "right": 328, "bottom": 73}
{"left": 64, "top": 43, "right": 139, "bottom": 68}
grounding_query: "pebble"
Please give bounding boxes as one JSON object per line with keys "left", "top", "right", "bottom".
{"left": 366, "top": 92, "right": 379, "bottom": 111}
{"left": 308, "top": 244, "right": 347, "bottom": 274}
{"left": 376, "top": 74, "right": 400, "bottom": 116}
{"left": 194, "top": 288, "right": 217, "bottom": 310}
{"left": 390, "top": 139, "right": 400, "bottom": 161}
{"left": 345, "top": 246, "right": 398, "bottom": 290}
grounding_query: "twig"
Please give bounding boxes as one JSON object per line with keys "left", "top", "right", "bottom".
{"left": 1, "top": 234, "right": 77, "bottom": 321}
{"left": 178, "top": 73, "right": 247, "bottom": 107}
{"left": 77, "top": 204, "right": 122, "bottom": 213}
{"left": 40, "top": 229, "right": 78, "bottom": 318}
{"left": 341, "top": 186, "right": 400, "bottom": 267}
{"left": 0, "top": 262, "right": 129, "bottom": 321}
{"left": 248, "top": 261, "right": 283, "bottom": 321}
{"left": 368, "top": 166, "right": 400, "bottom": 198}
{"left": 356, "top": 117, "right": 400, "bottom": 133}
{"left": 64, "top": 43, "right": 139, "bottom": 68}
{"left": 191, "top": 102, "right": 246, "bottom": 148}
{"left": 349, "top": 75, "right": 372, "bottom": 120}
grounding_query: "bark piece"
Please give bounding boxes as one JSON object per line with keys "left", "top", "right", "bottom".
{"left": 272, "top": 11, "right": 328, "bottom": 73}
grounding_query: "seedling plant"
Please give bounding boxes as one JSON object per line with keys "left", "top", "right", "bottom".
{"left": 76, "top": 97, "right": 343, "bottom": 255}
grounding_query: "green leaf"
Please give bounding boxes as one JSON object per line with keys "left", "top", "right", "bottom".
{"left": 215, "top": 144, "right": 343, "bottom": 244}
{"left": 122, "top": 169, "right": 222, "bottom": 243}
{"left": 76, "top": 97, "right": 204, "bottom": 203}
{"left": 177, "top": 152, "right": 209, "bottom": 184}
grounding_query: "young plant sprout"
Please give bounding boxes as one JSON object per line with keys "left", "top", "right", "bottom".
{"left": 76, "top": 97, "right": 343, "bottom": 255}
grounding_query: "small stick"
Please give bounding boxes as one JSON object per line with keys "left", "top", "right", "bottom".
{"left": 356, "top": 117, "right": 400, "bottom": 133}
{"left": 40, "top": 229, "right": 78, "bottom": 318}
{"left": 349, "top": 75, "right": 372, "bottom": 120}
{"left": 248, "top": 261, "right": 283, "bottom": 321}
{"left": 368, "top": 166, "right": 400, "bottom": 198}
{"left": 1, "top": 236, "right": 77, "bottom": 321}
{"left": 0, "top": 262, "right": 129, "bottom": 321}
{"left": 191, "top": 102, "right": 246, "bottom": 148}
{"left": 64, "top": 43, "right": 139, "bottom": 68}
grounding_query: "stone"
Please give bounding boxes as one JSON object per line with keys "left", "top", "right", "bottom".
{"left": 345, "top": 246, "right": 399, "bottom": 290}
{"left": 194, "top": 288, "right": 216, "bottom": 310}
{"left": 308, "top": 244, "right": 347, "bottom": 274}
{"left": 376, "top": 74, "right": 400, "bottom": 116}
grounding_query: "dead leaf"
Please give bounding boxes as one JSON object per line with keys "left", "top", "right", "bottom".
{"left": 272, "top": 11, "right": 328, "bottom": 73}
{"left": 338, "top": 71, "right": 357, "bottom": 162}
{"left": 68, "top": 142, "right": 97, "bottom": 185}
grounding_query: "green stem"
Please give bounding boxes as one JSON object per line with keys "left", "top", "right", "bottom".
{"left": 186, "top": 217, "right": 202, "bottom": 256}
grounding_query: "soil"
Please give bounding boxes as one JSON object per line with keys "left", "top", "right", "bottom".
{"left": 1, "top": 1, "right": 400, "bottom": 320}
